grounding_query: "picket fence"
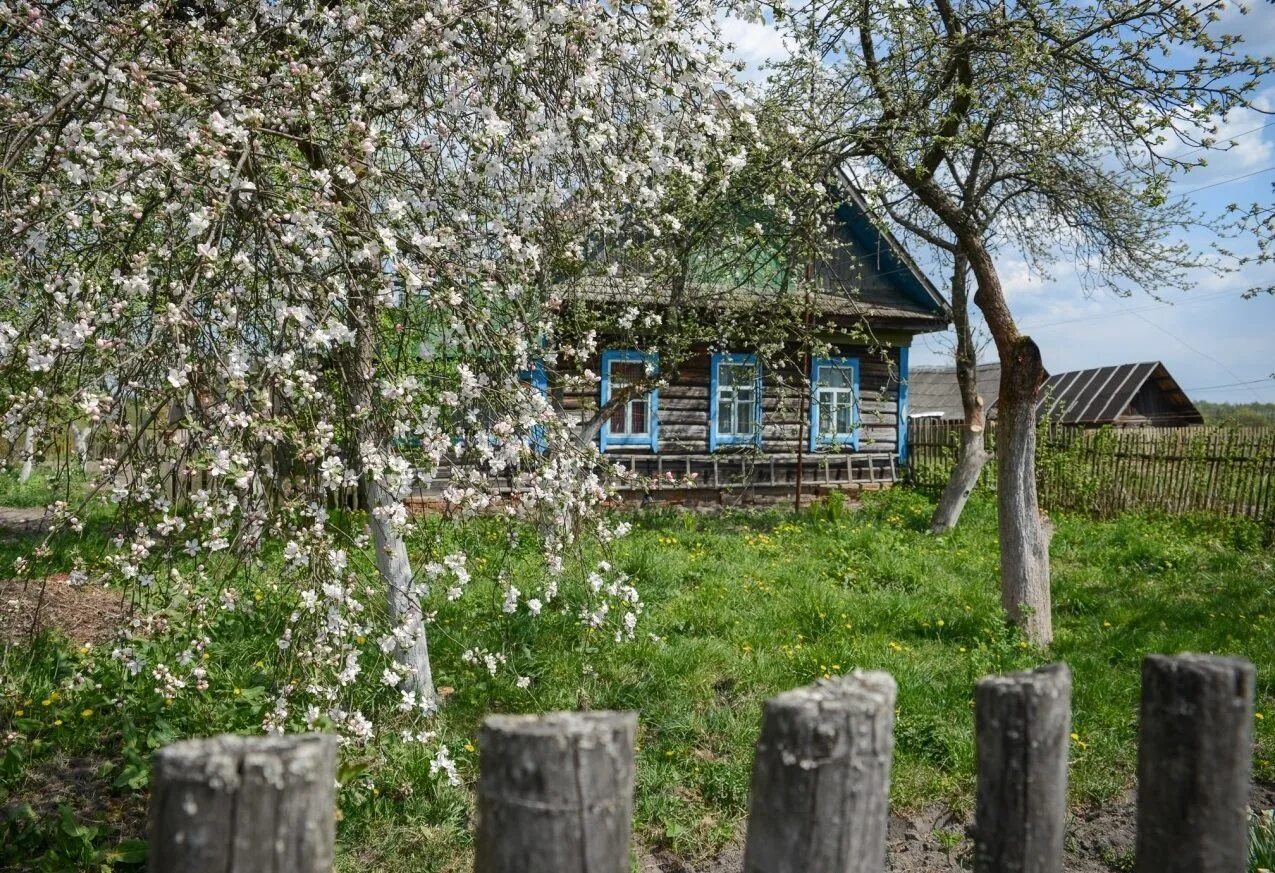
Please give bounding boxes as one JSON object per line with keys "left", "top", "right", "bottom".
{"left": 146, "top": 653, "right": 1254, "bottom": 873}
{"left": 908, "top": 421, "right": 1275, "bottom": 524}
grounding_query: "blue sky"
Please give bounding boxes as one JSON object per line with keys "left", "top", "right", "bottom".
{"left": 723, "top": 5, "right": 1275, "bottom": 404}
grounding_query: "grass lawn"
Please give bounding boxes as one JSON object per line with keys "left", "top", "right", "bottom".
{"left": 1, "top": 488, "right": 1273, "bottom": 871}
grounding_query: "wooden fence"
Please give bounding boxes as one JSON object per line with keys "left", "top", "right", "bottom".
{"left": 908, "top": 421, "right": 1275, "bottom": 523}
{"left": 146, "top": 653, "right": 1255, "bottom": 873}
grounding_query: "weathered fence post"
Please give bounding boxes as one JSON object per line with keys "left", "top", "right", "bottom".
{"left": 742, "top": 671, "right": 897, "bottom": 873}
{"left": 149, "top": 733, "right": 337, "bottom": 873}
{"left": 475, "top": 711, "right": 637, "bottom": 873}
{"left": 1135, "top": 653, "right": 1255, "bottom": 873}
{"left": 973, "top": 662, "right": 1071, "bottom": 873}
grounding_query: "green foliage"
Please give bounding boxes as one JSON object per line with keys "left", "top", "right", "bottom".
{"left": 1, "top": 490, "right": 1273, "bottom": 869}
{"left": 1199, "top": 402, "right": 1275, "bottom": 428}
{"left": 1252, "top": 809, "right": 1275, "bottom": 873}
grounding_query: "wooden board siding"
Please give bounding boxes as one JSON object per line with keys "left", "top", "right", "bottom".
{"left": 563, "top": 343, "right": 905, "bottom": 456}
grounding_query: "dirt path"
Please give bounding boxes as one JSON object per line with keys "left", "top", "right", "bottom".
{"left": 638, "top": 783, "right": 1275, "bottom": 872}
{"left": 0, "top": 506, "right": 48, "bottom": 534}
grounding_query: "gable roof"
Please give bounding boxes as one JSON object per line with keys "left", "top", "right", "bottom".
{"left": 907, "top": 360, "right": 1203, "bottom": 425}
{"left": 1036, "top": 361, "right": 1203, "bottom": 425}
{"left": 831, "top": 169, "right": 950, "bottom": 319}
{"left": 572, "top": 175, "right": 950, "bottom": 333}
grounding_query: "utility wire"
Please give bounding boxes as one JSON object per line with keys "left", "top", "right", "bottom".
{"left": 1172, "top": 120, "right": 1275, "bottom": 161}
{"left": 1179, "top": 165, "right": 1275, "bottom": 195}
{"left": 1183, "top": 377, "right": 1274, "bottom": 393}
{"left": 1021, "top": 289, "right": 1237, "bottom": 331}
{"left": 1116, "top": 302, "right": 1264, "bottom": 403}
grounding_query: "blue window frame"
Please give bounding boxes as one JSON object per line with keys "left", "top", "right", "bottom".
{"left": 599, "top": 350, "right": 659, "bottom": 452}
{"left": 809, "top": 357, "right": 860, "bottom": 451}
{"left": 897, "top": 346, "right": 910, "bottom": 463}
{"left": 519, "top": 362, "right": 549, "bottom": 452}
{"left": 710, "top": 352, "right": 762, "bottom": 450}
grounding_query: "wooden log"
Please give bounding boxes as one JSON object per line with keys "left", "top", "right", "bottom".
{"left": 475, "top": 711, "right": 637, "bottom": 873}
{"left": 149, "top": 733, "right": 337, "bottom": 873}
{"left": 1135, "top": 653, "right": 1255, "bottom": 873}
{"left": 742, "top": 671, "right": 897, "bottom": 873}
{"left": 973, "top": 662, "right": 1071, "bottom": 873}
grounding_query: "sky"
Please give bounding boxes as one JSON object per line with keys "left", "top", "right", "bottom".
{"left": 721, "top": 5, "right": 1275, "bottom": 405}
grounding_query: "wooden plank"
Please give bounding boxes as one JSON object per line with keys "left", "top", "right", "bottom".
{"left": 973, "top": 663, "right": 1071, "bottom": 873}
{"left": 476, "top": 711, "right": 637, "bottom": 873}
{"left": 742, "top": 672, "right": 896, "bottom": 873}
{"left": 1135, "top": 654, "right": 1254, "bottom": 873}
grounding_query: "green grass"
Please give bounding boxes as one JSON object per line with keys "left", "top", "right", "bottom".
{"left": 1, "top": 489, "right": 1273, "bottom": 871}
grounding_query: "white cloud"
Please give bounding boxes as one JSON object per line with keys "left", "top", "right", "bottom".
{"left": 719, "top": 14, "right": 793, "bottom": 80}
{"left": 999, "top": 258, "right": 1051, "bottom": 299}
{"left": 1167, "top": 102, "right": 1275, "bottom": 185}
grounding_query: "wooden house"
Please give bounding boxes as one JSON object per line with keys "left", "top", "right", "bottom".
{"left": 548, "top": 185, "right": 951, "bottom": 507}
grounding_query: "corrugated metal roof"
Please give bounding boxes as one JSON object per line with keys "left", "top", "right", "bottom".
{"left": 1036, "top": 361, "right": 1201, "bottom": 425}
{"left": 908, "top": 360, "right": 1203, "bottom": 426}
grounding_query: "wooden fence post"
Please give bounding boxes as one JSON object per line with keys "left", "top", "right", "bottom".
{"left": 742, "top": 671, "right": 897, "bottom": 873}
{"left": 149, "top": 733, "right": 337, "bottom": 873}
{"left": 973, "top": 662, "right": 1071, "bottom": 873}
{"left": 475, "top": 711, "right": 637, "bottom": 873}
{"left": 1135, "top": 653, "right": 1255, "bottom": 873}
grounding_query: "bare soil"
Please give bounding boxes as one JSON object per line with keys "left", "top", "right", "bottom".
{"left": 638, "top": 783, "right": 1275, "bottom": 872}
{"left": 0, "top": 574, "right": 128, "bottom": 646}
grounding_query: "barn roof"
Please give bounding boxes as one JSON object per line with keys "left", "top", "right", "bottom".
{"left": 1035, "top": 361, "right": 1203, "bottom": 425}
{"left": 906, "top": 360, "right": 1203, "bottom": 425}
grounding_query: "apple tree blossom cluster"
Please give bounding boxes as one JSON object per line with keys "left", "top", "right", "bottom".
{"left": 0, "top": 0, "right": 799, "bottom": 741}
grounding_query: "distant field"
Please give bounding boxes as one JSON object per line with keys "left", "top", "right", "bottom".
{"left": 1, "top": 487, "right": 1273, "bottom": 871}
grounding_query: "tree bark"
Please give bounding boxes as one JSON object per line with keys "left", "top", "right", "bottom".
{"left": 871, "top": 165, "right": 1052, "bottom": 645}
{"left": 18, "top": 427, "right": 35, "bottom": 483}
{"left": 993, "top": 336, "right": 1051, "bottom": 645}
{"left": 72, "top": 424, "right": 89, "bottom": 473}
{"left": 343, "top": 297, "right": 435, "bottom": 703}
{"left": 930, "top": 253, "right": 988, "bottom": 534}
{"left": 367, "top": 478, "right": 434, "bottom": 702}
{"left": 964, "top": 241, "right": 1052, "bottom": 646}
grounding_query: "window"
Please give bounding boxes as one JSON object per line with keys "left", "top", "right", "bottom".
{"left": 518, "top": 363, "right": 549, "bottom": 452}
{"left": 710, "top": 353, "right": 762, "bottom": 450}
{"left": 809, "top": 357, "right": 860, "bottom": 451}
{"left": 600, "top": 350, "right": 658, "bottom": 451}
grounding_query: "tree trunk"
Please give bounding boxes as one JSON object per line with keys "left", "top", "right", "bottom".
{"left": 343, "top": 304, "right": 435, "bottom": 703}
{"left": 18, "top": 428, "right": 35, "bottom": 483}
{"left": 876, "top": 154, "right": 1051, "bottom": 644}
{"left": 367, "top": 478, "right": 435, "bottom": 703}
{"left": 964, "top": 243, "right": 1052, "bottom": 646}
{"left": 930, "top": 253, "right": 988, "bottom": 534}
{"left": 994, "top": 339, "right": 1051, "bottom": 645}
{"left": 72, "top": 424, "right": 89, "bottom": 473}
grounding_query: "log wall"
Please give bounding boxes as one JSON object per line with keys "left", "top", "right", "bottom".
{"left": 562, "top": 342, "right": 905, "bottom": 457}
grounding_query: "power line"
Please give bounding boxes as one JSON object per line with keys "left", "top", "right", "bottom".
{"left": 1115, "top": 302, "right": 1265, "bottom": 403}
{"left": 1179, "top": 165, "right": 1275, "bottom": 195}
{"left": 1172, "top": 120, "right": 1275, "bottom": 161}
{"left": 1020, "top": 289, "right": 1237, "bottom": 331}
{"left": 1183, "top": 377, "right": 1274, "bottom": 393}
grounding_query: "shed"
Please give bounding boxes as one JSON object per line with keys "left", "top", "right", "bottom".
{"left": 1036, "top": 361, "right": 1203, "bottom": 426}
{"left": 906, "top": 360, "right": 1203, "bottom": 427}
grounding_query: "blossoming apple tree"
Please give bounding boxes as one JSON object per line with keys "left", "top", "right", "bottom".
{"left": 0, "top": 0, "right": 824, "bottom": 740}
